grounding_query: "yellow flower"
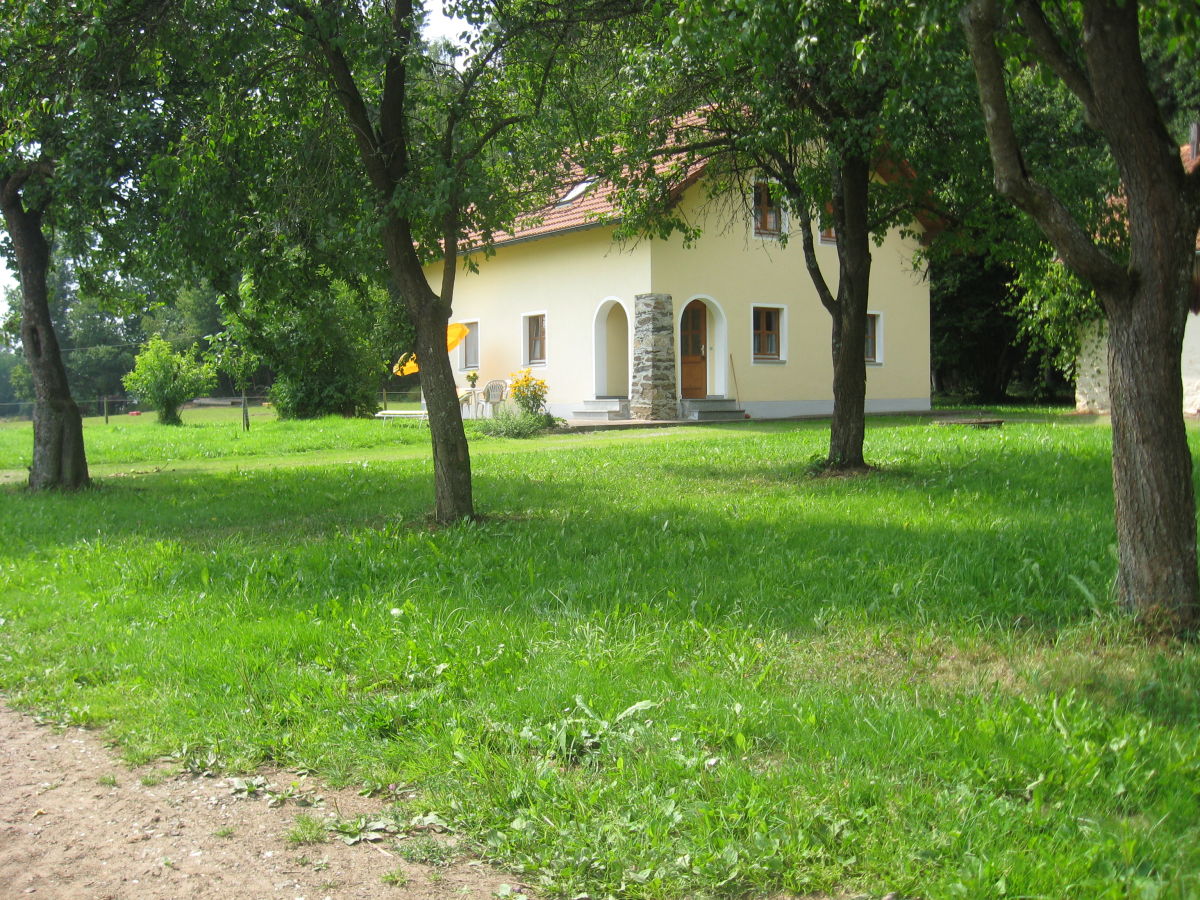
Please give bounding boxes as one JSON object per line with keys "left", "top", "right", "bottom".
{"left": 508, "top": 369, "right": 548, "bottom": 415}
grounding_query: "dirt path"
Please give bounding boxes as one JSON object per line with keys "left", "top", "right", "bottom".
{"left": 0, "top": 704, "right": 526, "bottom": 899}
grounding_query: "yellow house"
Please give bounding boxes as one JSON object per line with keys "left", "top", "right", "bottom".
{"left": 426, "top": 174, "right": 930, "bottom": 421}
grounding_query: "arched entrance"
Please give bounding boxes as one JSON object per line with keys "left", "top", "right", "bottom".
{"left": 593, "top": 298, "right": 630, "bottom": 397}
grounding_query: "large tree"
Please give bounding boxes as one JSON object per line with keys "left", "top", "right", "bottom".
{"left": 603, "top": 0, "right": 950, "bottom": 470}
{"left": 961, "top": 0, "right": 1200, "bottom": 634}
{"left": 249, "top": 0, "right": 632, "bottom": 522}
{"left": 0, "top": 0, "right": 195, "bottom": 489}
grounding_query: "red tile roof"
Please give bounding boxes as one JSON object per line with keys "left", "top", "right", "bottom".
{"left": 482, "top": 112, "right": 709, "bottom": 248}
{"left": 481, "top": 134, "right": 1200, "bottom": 253}
{"left": 490, "top": 177, "right": 621, "bottom": 245}
{"left": 480, "top": 113, "right": 938, "bottom": 249}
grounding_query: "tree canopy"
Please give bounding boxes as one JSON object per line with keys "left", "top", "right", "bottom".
{"left": 0, "top": 0, "right": 216, "bottom": 487}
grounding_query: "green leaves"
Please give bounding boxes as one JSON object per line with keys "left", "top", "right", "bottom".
{"left": 331, "top": 815, "right": 397, "bottom": 845}
{"left": 1, "top": 0, "right": 187, "bottom": 229}
{"left": 122, "top": 334, "right": 216, "bottom": 425}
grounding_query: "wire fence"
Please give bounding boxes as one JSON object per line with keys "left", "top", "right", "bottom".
{"left": 0, "top": 390, "right": 424, "bottom": 423}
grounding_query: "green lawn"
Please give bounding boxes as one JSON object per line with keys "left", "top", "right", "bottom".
{"left": 1, "top": 410, "right": 1198, "bottom": 899}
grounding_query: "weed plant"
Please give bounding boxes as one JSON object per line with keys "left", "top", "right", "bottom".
{"left": 380, "top": 867, "right": 409, "bottom": 886}
{"left": 396, "top": 835, "right": 458, "bottom": 867}
{"left": 287, "top": 814, "right": 328, "bottom": 846}
{"left": 1, "top": 413, "right": 1198, "bottom": 898}
{"left": 473, "top": 407, "right": 558, "bottom": 439}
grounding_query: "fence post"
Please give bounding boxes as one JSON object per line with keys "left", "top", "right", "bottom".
{"left": 103, "top": 396, "right": 109, "bottom": 424}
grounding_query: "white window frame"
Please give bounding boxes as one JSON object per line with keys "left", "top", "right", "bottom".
{"left": 458, "top": 320, "right": 479, "bottom": 371}
{"left": 865, "top": 311, "right": 883, "bottom": 365}
{"left": 522, "top": 311, "right": 548, "bottom": 367}
{"left": 750, "top": 304, "right": 788, "bottom": 364}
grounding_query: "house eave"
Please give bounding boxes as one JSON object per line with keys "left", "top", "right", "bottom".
{"left": 461, "top": 218, "right": 619, "bottom": 256}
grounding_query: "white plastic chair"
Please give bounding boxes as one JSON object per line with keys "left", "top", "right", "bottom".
{"left": 482, "top": 379, "right": 506, "bottom": 417}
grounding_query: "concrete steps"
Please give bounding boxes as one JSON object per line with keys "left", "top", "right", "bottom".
{"left": 571, "top": 398, "right": 631, "bottom": 421}
{"left": 681, "top": 397, "right": 747, "bottom": 421}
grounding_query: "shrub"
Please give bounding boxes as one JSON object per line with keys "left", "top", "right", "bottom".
{"left": 475, "top": 406, "right": 555, "bottom": 438}
{"left": 268, "top": 369, "right": 377, "bottom": 420}
{"left": 238, "top": 276, "right": 395, "bottom": 420}
{"left": 122, "top": 335, "right": 216, "bottom": 426}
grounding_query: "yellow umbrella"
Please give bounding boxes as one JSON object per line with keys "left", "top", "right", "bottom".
{"left": 394, "top": 323, "right": 471, "bottom": 376}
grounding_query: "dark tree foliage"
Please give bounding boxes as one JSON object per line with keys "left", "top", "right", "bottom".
{"left": 237, "top": 277, "right": 394, "bottom": 419}
{"left": 930, "top": 255, "right": 1070, "bottom": 403}
{"left": 0, "top": 349, "right": 21, "bottom": 409}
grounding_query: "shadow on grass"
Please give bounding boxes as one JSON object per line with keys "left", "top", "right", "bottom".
{"left": 5, "top": 423, "right": 1200, "bottom": 739}
{"left": 0, "top": 425, "right": 1128, "bottom": 636}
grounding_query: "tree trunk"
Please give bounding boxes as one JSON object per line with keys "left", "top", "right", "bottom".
{"left": 827, "top": 155, "right": 872, "bottom": 470}
{"left": 412, "top": 301, "right": 474, "bottom": 524}
{"left": 828, "top": 302, "right": 867, "bottom": 468}
{"left": 960, "top": 0, "right": 1200, "bottom": 635}
{"left": 0, "top": 178, "right": 89, "bottom": 491}
{"left": 1103, "top": 247, "right": 1199, "bottom": 635}
{"left": 1077, "top": 1, "right": 1200, "bottom": 634}
{"left": 385, "top": 220, "right": 474, "bottom": 524}
{"left": 291, "top": 1, "right": 474, "bottom": 524}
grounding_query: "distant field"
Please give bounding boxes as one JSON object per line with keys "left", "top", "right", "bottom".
{"left": 2, "top": 411, "right": 1198, "bottom": 899}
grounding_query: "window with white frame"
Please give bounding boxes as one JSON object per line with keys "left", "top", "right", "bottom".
{"left": 865, "top": 312, "right": 882, "bottom": 364}
{"left": 752, "top": 305, "right": 786, "bottom": 362}
{"left": 524, "top": 313, "right": 546, "bottom": 365}
{"left": 459, "top": 321, "right": 479, "bottom": 370}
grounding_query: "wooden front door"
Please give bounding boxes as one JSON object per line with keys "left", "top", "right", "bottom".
{"left": 680, "top": 299, "right": 707, "bottom": 399}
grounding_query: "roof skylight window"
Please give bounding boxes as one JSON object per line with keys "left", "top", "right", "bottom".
{"left": 557, "top": 179, "right": 596, "bottom": 206}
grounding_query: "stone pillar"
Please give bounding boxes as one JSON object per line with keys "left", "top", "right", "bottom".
{"left": 629, "top": 292, "right": 678, "bottom": 420}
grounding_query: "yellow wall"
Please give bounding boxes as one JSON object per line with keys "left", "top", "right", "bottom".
{"left": 604, "top": 303, "right": 629, "bottom": 396}
{"left": 649, "top": 181, "right": 930, "bottom": 415}
{"left": 427, "top": 178, "right": 930, "bottom": 417}
{"left": 428, "top": 226, "right": 650, "bottom": 412}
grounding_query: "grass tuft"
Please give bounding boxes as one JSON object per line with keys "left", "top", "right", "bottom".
{"left": 287, "top": 814, "right": 328, "bottom": 846}
{"left": 396, "top": 835, "right": 458, "bottom": 867}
